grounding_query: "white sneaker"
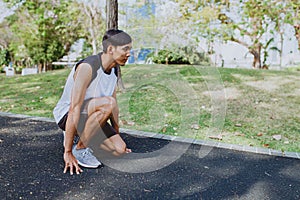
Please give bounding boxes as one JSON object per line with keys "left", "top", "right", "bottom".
{"left": 72, "top": 145, "right": 102, "bottom": 168}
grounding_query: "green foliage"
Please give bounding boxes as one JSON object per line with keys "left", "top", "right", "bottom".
{"left": 176, "top": 0, "right": 300, "bottom": 68}
{"left": 3, "top": 0, "right": 82, "bottom": 70}
{"left": 148, "top": 46, "right": 210, "bottom": 65}
{"left": 0, "top": 49, "right": 10, "bottom": 67}
{"left": 178, "top": 46, "right": 210, "bottom": 65}
{"left": 80, "top": 40, "right": 93, "bottom": 60}
{"left": 14, "top": 65, "right": 25, "bottom": 74}
{"left": 148, "top": 49, "right": 190, "bottom": 64}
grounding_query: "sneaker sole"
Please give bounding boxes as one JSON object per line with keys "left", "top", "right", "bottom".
{"left": 77, "top": 160, "right": 102, "bottom": 168}
{"left": 72, "top": 145, "right": 102, "bottom": 168}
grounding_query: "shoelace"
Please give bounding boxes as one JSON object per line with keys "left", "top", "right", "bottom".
{"left": 82, "top": 148, "right": 94, "bottom": 158}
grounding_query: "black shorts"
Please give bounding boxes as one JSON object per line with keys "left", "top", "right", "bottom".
{"left": 57, "top": 100, "right": 117, "bottom": 138}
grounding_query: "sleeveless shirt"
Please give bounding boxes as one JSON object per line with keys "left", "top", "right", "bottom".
{"left": 53, "top": 53, "right": 117, "bottom": 123}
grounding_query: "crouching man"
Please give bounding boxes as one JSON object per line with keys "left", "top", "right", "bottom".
{"left": 53, "top": 29, "right": 132, "bottom": 175}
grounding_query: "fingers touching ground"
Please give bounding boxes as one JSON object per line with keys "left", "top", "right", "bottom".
{"left": 63, "top": 152, "right": 83, "bottom": 175}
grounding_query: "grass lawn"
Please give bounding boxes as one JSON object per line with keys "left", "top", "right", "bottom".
{"left": 0, "top": 64, "right": 299, "bottom": 153}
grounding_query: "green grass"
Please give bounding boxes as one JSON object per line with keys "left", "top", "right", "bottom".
{"left": 0, "top": 64, "right": 299, "bottom": 153}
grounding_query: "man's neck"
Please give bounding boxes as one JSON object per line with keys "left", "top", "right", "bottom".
{"left": 101, "top": 53, "right": 116, "bottom": 73}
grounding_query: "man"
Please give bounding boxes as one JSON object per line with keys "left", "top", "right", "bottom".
{"left": 53, "top": 29, "right": 132, "bottom": 175}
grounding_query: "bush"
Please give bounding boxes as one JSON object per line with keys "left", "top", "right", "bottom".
{"left": 148, "top": 47, "right": 210, "bottom": 65}
{"left": 148, "top": 49, "right": 190, "bottom": 64}
{"left": 15, "top": 66, "right": 25, "bottom": 74}
{"left": 0, "top": 65, "right": 6, "bottom": 73}
{"left": 0, "top": 49, "right": 9, "bottom": 67}
{"left": 52, "top": 65, "right": 65, "bottom": 70}
{"left": 178, "top": 46, "right": 210, "bottom": 65}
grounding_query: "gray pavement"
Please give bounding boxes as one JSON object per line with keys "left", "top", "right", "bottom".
{"left": 0, "top": 113, "right": 299, "bottom": 200}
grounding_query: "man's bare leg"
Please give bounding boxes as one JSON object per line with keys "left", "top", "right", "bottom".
{"left": 100, "top": 135, "right": 132, "bottom": 156}
{"left": 75, "top": 96, "right": 130, "bottom": 155}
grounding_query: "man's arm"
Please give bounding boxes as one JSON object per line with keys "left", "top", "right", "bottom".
{"left": 64, "top": 63, "right": 92, "bottom": 175}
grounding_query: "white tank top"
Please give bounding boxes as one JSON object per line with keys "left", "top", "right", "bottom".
{"left": 53, "top": 53, "right": 117, "bottom": 123}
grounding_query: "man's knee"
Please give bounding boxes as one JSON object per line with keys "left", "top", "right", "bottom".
{"left": 102, "top": 97, "right": 116, "bottom": 116}
{"left": 88, "top": 96, "right": 116, "bottom": 115}
{"left": 105, "top": 96, "right": 117, "bottom": 108}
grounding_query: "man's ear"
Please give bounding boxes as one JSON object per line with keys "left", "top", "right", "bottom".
{"left": 108, "top": 45, "right": 114, "bottom": 54}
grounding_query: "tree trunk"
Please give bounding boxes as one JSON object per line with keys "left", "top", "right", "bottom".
{"left": 64, "top": 42, "right": 72, "bottom": 54}
{"left": 250, "top": 45, "right": 262, "bottom": 69}
{"left": 106, "top": 0, "right": 118, "bottom": 30}
{"left": 106, "top": 0, "right": 125, "bottom": 91}
{"left": 43, "top": 61, "right": 46, "bottom": 72}
{"left": 83, "top": 2, "right": 98, "bottom": 55}
{"left": 38, "top": 63, "right": 42, "bottom": 73}
{"left": 279, "top": 33, "right": 284, "bottom": 68}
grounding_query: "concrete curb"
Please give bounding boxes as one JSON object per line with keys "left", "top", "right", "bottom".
{"left": 1, "top": 111, "right": 299, "bottom": 160}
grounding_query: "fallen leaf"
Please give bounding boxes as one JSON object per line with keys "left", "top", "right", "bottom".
{"left": 209, "top": 135, "right": 223, "bottom": 140}
{"left": 263, "top": 144, "right": 270, "bottom": 148}
{"left": 257, "top": 132, "right": 263, "bottom": 136}
{"left": 127, "top": 121, "right": 135, "bottom": 126}
{"left": 191, "top": 124, "right": 200, "bottom": 130}
{"left": 234, "top": 132, "right": 245, "bottom": 136}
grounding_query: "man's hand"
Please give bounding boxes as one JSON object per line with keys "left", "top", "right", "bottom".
{"left": 63, "top": 152, "right": 83, "bottom": 175}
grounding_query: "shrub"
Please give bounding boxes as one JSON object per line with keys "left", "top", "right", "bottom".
{"left": 148, "top": 47, "right": 210, "bottom": 65}
{"left": 149, "top": 49, "right": 190, "bottom": 64}
{"left": 15, "top": 66, "right": 25, "bottom": 74}
{"left": 0, "top": 65, "right": 6, "bottom": 73}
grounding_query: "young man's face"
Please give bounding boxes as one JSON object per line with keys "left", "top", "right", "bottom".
{"left": 112, "top": 43, "right": 132, "bottom": 66}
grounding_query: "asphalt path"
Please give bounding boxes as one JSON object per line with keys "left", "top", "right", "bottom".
{"left": 0, "top": 115, "right": 299, "bottom": 200}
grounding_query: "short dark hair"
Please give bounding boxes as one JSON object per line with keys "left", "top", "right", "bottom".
{"left": 102, "top": 29, "right": 132, "bottom": 53}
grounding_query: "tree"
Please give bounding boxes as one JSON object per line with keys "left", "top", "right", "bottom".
{"left": 106, "top": 0, "right": 118, "bottom": 30}
{"left": 285, "top": 0, "right": 300, "bottom": 50}
{"left": 121, "top": 0, "right": 162, "bottom": 51}
{"left": 175, "top": 0, "right": 297, "bottom": 69}
{"left": 3, "top": 0, "right": 82, "bottom": 71}
{"left": 78, "top": 0, "right": 106, "bottom": 55}
{"left": 106, "top": 0, "right": 125, "bottom": 90}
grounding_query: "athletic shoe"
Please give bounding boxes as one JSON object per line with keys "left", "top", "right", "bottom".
{"left": 63, "top": 131, "right": 79, "bottom": 147}
{"left": 72, "top": 145, "right": 102, "bottom": 168}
